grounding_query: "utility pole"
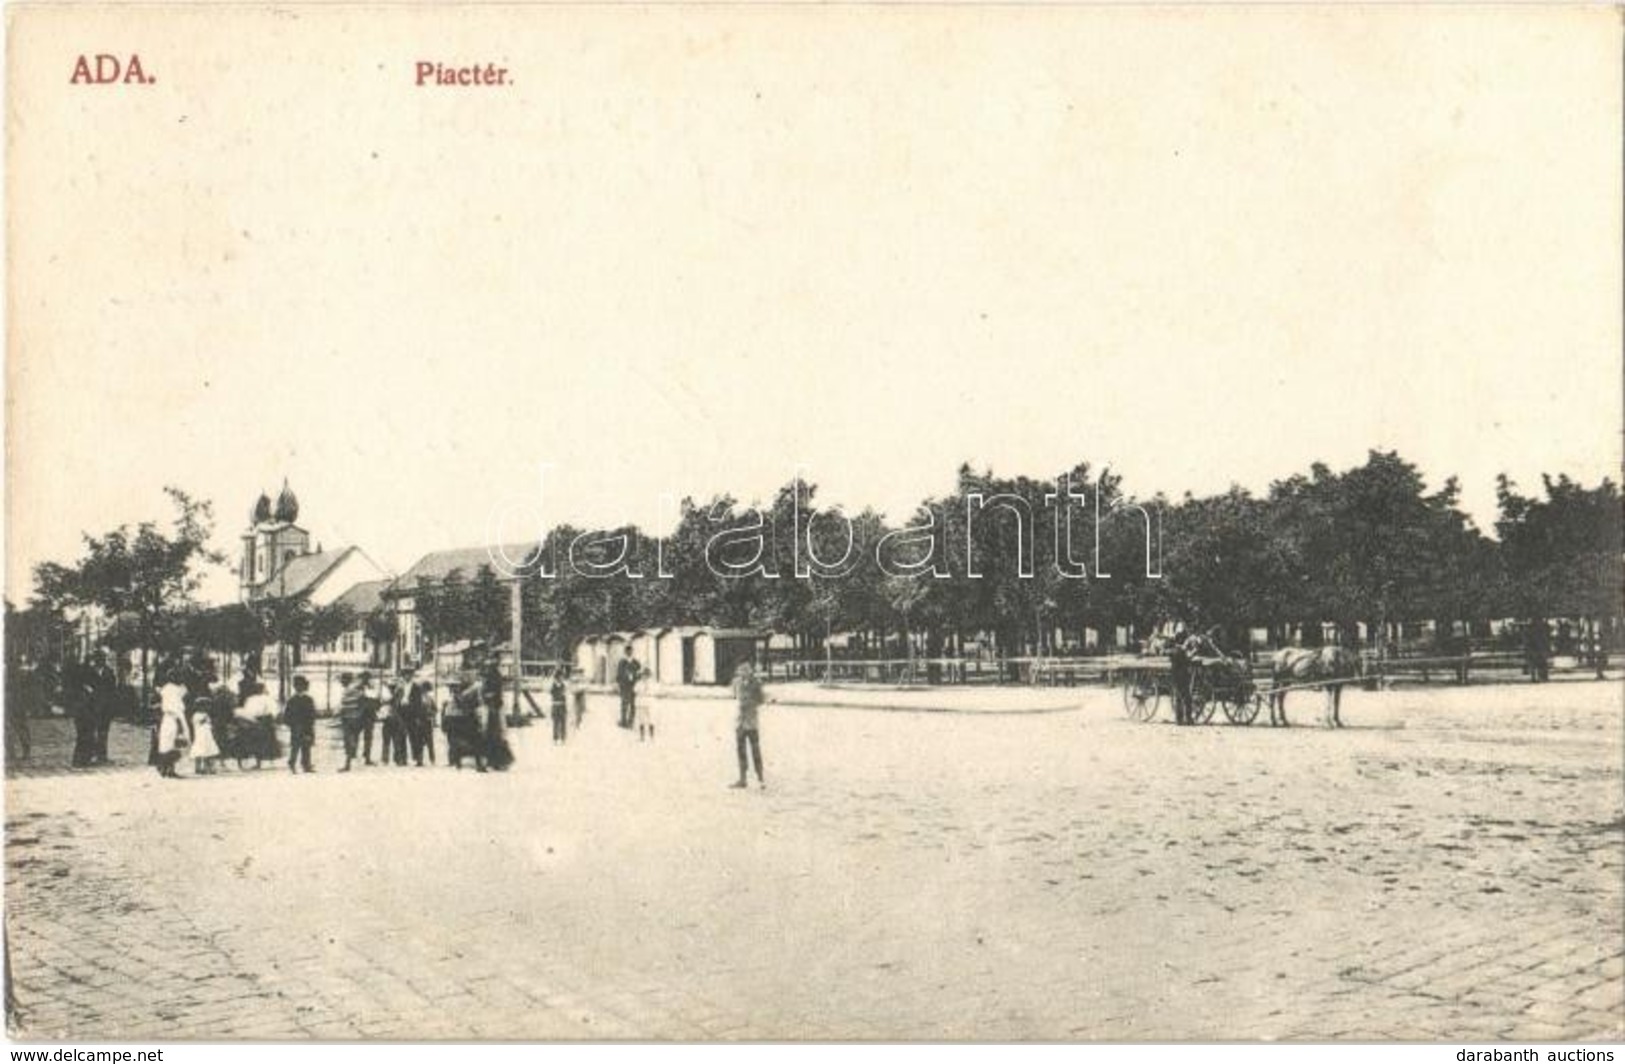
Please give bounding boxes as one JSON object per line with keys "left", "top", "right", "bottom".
{"left": 509, "top": 575, "right": 524, "bottom": 720}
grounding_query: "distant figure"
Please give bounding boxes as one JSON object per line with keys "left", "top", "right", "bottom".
{"left": 634, "top": 674, "right": 655, "bottom": 742}
{"left": 237, "top": 663, "right": 260, "bottom": 706}
{"left": 5, "top": 664, "right": 32, "bottom": 762}
{"left": 1449, "top": 630, "right": 1470, "bottom": 685}
{"left": 189, "top": 697, "right": 220, "bottom": 775}
{"left": 62, "top": 659, "right": 96, "bottom": 768}
{"left": 480, "top": 663, "right": 514, "bottom": 771}
{"left": 339, "top": 672, "right": 366, "bottom": 772}
{"left": 1525, "top": 620, "right": 1551, "bottom": 683}
{"left": 378, "top": 679, "right": 407, "bottom": 766}
{"left": 284, "top": 675, "right": 317, "bottom": 774}
{"left": 359, "top": 673, "right": 381, "bottom": 765}
{"left": 729, "top": 662, "right": 766, "bottom": 790}
{"left": 154, "top": 671, "right": 191, "bottom": 779}
{"left": 1167, "top": 628, "right": 1193, "bottom": 726}
{"left": 616, "top": 648, "right": 642, "bottom": 729}
{"left": 90, "top": 658, "right": 117, "bottom": 765}
{"left": 404, "top": 677, "right": 437, "bottom": 766}
{"left": 207, "top": 680, "right": 237, "bottom": 753}
{"left": 549, "top": 669, "right": 570, "bottom": 745}
{"left": 443, "top": 677, "right": 486, "bottom": 771}
{"left": 237, "top": 681, "right": 282, "bottom": 766}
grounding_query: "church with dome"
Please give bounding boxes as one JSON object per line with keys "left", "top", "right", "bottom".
{"left": 239, "top": 480, "right": 313, "bottom": 600}
{"left": 238, "top": 479, "right": 392, "bottom": 668}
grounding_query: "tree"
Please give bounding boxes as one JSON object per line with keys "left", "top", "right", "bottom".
{"left": 30, "top": 487, "right": 225, "bottom": 703}
{"left": 183, "top": 604, "right": 265, "bottom": 672}
{"left": 306, "top": 603, "right": 358, "bottom": 653}
{"left": 362, "top": 605, "right": 399, "bottom": 667}
{"left": 1263, "top": 451, "right": 1485, "bottom": 647}
{"left": 1496, "top": 474, "right": 1625, "bottom": 631}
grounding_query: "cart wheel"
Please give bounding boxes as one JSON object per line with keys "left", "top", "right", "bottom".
{"left": 1189, "top": 674, "right": 1218, "bottom": 725}
{"left": 1121, "top": 675, "right": 1162, "bottom": 723}
{"left": 1223, "top": 690, "right": 1262, "bottom": 725}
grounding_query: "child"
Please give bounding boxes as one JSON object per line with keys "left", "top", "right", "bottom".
{"left": 549, "top": 668, "right": 569, "bottom": 745}
{"left": 284, "top": 675, "right": 317, "bottom": 773}
{"left": 634, "top": 674, "right": 655, "bottom": 742}
{"left": 189, "top": 694, "right": 220, "bottom": 775}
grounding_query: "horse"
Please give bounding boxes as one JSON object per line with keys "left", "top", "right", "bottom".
{"left": 1268, "top": 646, "right": 1361, "bottom": 728}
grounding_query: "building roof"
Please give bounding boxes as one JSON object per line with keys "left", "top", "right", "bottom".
{"left": 331, "top": 578, "right": 392, "bottom": 616}
{"left": 396, "top": 543, "right": 543, "bottom": 588}
{"left": 254, "top": 547, "right": 356, "bottom": 600}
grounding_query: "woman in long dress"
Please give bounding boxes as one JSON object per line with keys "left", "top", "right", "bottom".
{"left": 235, "top": 682, "right": 282, "bottom": 767}
{"left": 154, "top": 673, "right": 192, "bottom": 779}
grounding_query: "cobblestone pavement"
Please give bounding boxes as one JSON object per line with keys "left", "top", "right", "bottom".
{"left": 5, "top": 680, "right": 1621, "bottom": 1041}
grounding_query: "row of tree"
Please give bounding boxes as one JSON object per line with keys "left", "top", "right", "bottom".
{"left": 13, "top": 451, "right": 1624, "bottom": 677}
{"left": 409, "top": 450, "right": 1620, "bottom": 661}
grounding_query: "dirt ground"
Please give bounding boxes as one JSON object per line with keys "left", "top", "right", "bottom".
{"left": 5, "top": 677, "right": 1621, "bottom": 1041}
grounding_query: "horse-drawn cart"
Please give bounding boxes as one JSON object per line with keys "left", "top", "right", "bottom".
{"left": 1115, "top": 655, "right": 1263, "bottom": 725}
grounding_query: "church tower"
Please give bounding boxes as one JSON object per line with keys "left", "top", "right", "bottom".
{"left": 239, "top": 479, "right": 313, "bottom": 601}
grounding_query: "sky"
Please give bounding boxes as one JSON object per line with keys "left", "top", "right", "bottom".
{"left": 7, "top": 5, "right": 1621, "bottom": 606}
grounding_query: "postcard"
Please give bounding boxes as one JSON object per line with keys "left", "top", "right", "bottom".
{"left": 5, "top": 3, "right": 1621, "bottom": 1045}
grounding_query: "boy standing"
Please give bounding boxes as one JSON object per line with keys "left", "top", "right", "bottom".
{"left": 284, "top": 675, "right": 317, "bottom": 773}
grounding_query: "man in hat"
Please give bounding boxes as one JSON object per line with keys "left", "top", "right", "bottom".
{"left": 615, "top": 646, "right": 641, "bottom": 729}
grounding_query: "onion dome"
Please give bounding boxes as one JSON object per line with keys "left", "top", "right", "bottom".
{"left": 274, "top": 479, "right": 299, "bottom": 524}
{"left": 274, "top": 480, "right": 299, "bottom": 524}
{"left": 252, "top": 492, "right": 272, "bottom": 525}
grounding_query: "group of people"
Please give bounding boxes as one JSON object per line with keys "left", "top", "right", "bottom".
{"left": 333, "top": 671, "right": 447, "bottom": 772}
{"left": 610, "top": 647, "right": 761, "bottom": 777}
{"left": 151, "top": 658, "right": 282, "bottom": 779}
{"left": 51, "top": 644, "right": 776, "bottom": 790}
{"left": 51, "top": 656, "right": 134, "bottom": 768}
{"left": 145, "top": 659, "right": 525, "bottom": 778}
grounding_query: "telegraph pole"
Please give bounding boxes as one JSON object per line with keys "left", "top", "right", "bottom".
{"left": 509, "top": 575, "right": 524, "bottom": 719}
